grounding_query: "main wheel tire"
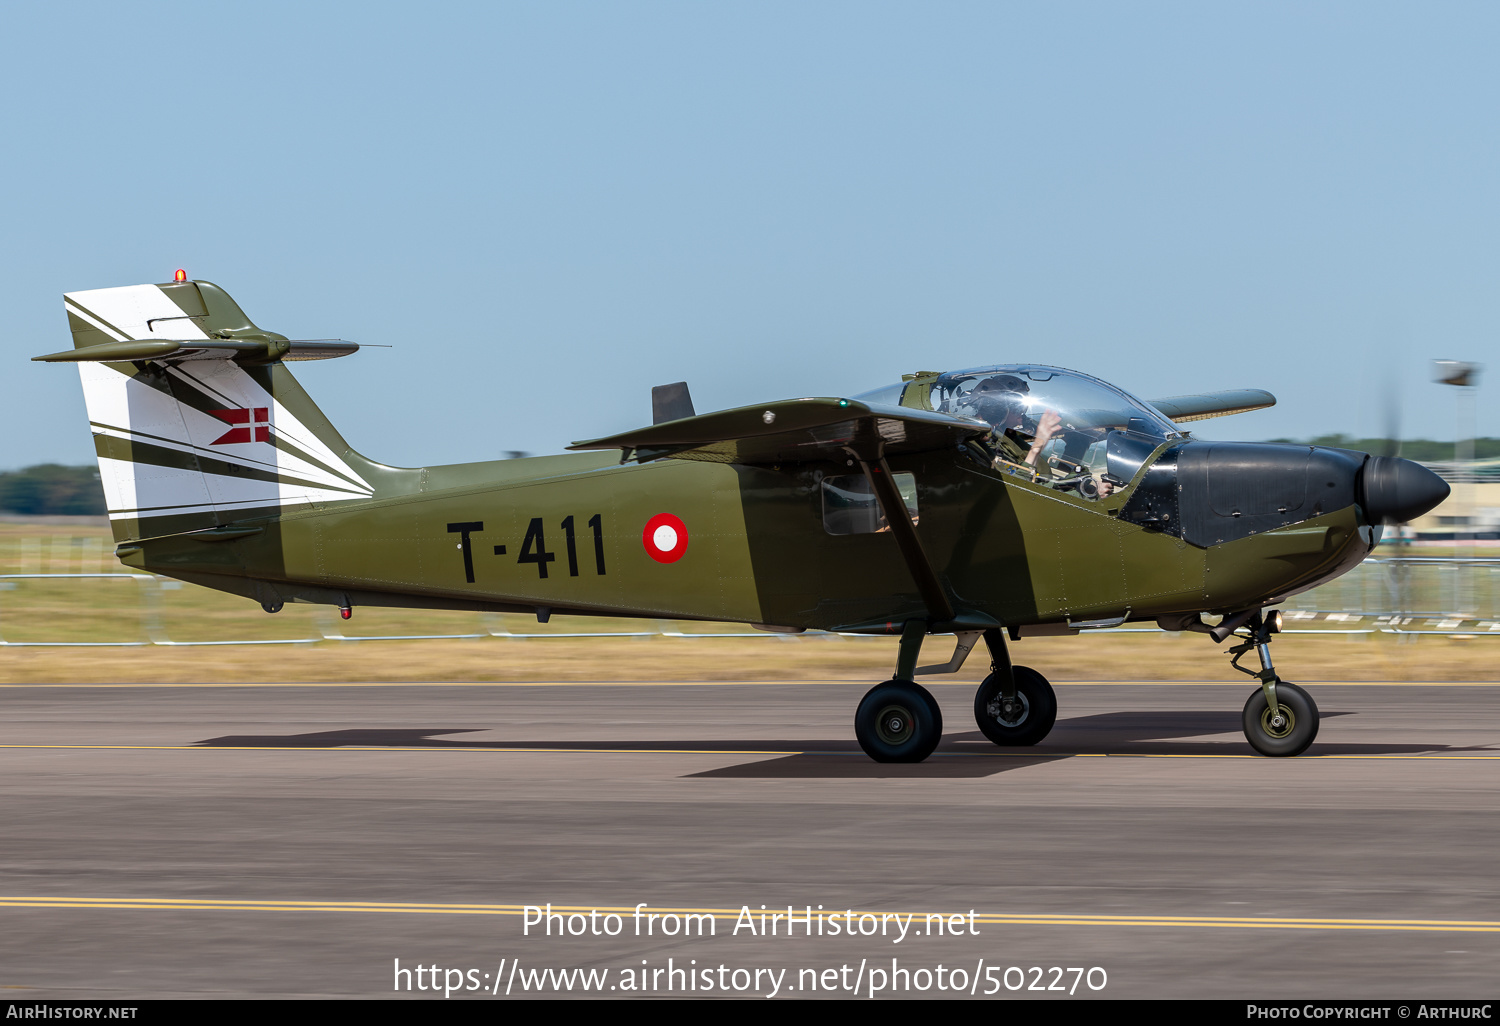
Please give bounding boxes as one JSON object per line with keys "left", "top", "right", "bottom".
{"left": 1241, "top": 681, "right": 1319, "bottom": 757}
{"left": 855, "top": 680, "right": 944, "bottom": 763}
{"left": 973, "top": 665, "right": 1058, "bottom": 747}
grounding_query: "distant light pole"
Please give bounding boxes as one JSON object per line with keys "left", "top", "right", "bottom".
{"left": 1433, "top": 360, "right": 1482, "bottom": 614}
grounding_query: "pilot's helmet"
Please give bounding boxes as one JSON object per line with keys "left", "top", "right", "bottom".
{"left": 970, "top": 374, "right": 1030, "bottom": 426}
{"left": 974, "top": 374, "right": 1029, "bottom": 396}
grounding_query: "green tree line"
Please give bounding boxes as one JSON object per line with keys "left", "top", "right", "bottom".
{"left": 3, "top": 439, "right": 1499, "bottom": 517}
{"left": 0, "top": 465, "right": 106, "bottom": 515}
{"left": 1267, "top": 436, "right": 1500, "bottom": 462}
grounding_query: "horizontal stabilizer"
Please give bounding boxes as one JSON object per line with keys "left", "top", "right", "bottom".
{"left": 570, "top": 398, "right": 989, "bottom": 465}
{"left": 1149, "top": 389, "right": 1275, "bottom": 423}
{"left": 34, "top": 338, "right": 359, "bottom": 363}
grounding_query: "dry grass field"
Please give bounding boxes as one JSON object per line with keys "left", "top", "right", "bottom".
{"left": 3, "top": 518, "right": 1497, "bottom": 684}
{"left": 4, "top": 627, "right": 1497, "bottom": 685}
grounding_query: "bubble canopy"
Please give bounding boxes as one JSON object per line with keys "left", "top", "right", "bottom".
{"left": 854, "top": 365, "right": 1182, "bottom": 498}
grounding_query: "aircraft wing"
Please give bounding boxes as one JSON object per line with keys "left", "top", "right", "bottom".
{"left": 1148, "top": 389, "right": 1275, "bottom": 423}
{"left": 569, "top": 398, "right": 990, "bottom": 465}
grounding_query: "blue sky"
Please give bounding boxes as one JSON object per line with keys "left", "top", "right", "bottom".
{"left": 4, "top": 2, "right": 1497, "bottom": 468}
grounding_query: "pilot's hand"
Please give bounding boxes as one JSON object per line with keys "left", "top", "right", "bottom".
{"left": 1025, "top": 409, "right": 1062, "bottom": 466}
{"left": 1035, "top": 408, "right": 1062, "bottom": 442}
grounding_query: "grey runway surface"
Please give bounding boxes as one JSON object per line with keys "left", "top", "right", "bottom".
{"left": 1, "top": 678, "right": 1498, "bottom": 1000}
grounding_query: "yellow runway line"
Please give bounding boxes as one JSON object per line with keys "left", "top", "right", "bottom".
{"left": 0, "top": 681, "right": 856, "bottom": 689}
{"left": 5, "top": 896, "right": 1500, "bottom": 933}
{"left": 0, "top": 743, "right": 1496, "bottom": 760}
{"left": 4, "top": 679, "right": 1500, "bottom": 689}
{"left": 1044, "top": 681, "right": 1500, "bottom": 687}
{"left": 0, "top": 743, "right": 799, "bottom": 755}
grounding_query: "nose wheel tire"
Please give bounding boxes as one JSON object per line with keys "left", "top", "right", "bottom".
{"left": 855, "top": 681, "right": 944, "bottom": 763}
{"left": 973, "top": 665, "right": 1057, "bottom": 747}
{"left": 1241, "top": 681, "right": 1319, "bottom": 757}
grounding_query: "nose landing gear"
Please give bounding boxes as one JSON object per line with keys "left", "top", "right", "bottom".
{"left": 1242, "top": 681, "right": 1318, "bottom": 756}
{"left": 1228, "top": 610, "right": 1320, "bottom": 757}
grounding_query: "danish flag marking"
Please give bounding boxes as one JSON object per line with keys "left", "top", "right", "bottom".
{"left": 210, "top": 407, "right": 271, "bottom": 445}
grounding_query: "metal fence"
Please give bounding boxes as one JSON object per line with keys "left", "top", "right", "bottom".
{"left": 3, "top": 557, "right": 1499, "bottom": 648}
{"left": 1276, "top": 556, "right": 1500, "bottom": 635}
{"left": 0, "top": 572, "right": 832, "bottom": 648}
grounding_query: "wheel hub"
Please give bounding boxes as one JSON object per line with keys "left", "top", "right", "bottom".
{"left": 1260, "top": 705, "right": 1295, "bottom": 739}
{"left": 987, "top": 692, "right": 1030, "bottom": 728}
{"left": 875, "top": 704, "right": 915, "bottom": 745}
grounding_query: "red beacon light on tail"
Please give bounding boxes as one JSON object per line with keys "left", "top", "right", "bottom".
{"left": 173, "top": 269, "right": 187, "bottom": 282}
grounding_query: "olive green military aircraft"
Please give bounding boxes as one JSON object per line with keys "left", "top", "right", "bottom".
{"left": 37, "top": 276, "right": 1451, "bottom": 762}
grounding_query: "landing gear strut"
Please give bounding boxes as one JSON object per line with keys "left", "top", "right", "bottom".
{"left": 854, "top": 621, "right": 943, "bottom": 763}
{"left": 1228, "top": 610, "right": 1319, "bottom": 757}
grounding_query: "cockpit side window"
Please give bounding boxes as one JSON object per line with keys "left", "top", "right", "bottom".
{"left": 822, "top": 473, "right": 919, "bottom": 535}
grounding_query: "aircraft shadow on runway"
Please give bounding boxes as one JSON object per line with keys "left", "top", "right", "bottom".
{"left": 191, "top": 711, "right": 1495, "bottom": 779}
{"left": 695, "top": 709, "right": 1500, "bottom": 778}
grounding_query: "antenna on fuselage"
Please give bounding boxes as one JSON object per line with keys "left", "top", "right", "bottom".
{"left": 652, "top": 381, "right": 696, "bottom": 424}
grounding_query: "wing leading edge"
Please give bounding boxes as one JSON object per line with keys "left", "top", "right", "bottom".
{"left": 568, "top": 398, "right": 990, "bottom": 465}
{"left": 1148, "top": 389, "right": 1276, "bottom": 423}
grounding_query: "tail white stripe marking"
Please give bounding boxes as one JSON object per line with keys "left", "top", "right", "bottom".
{"left": 88, "top": 423, "right": 367, "bottom": 495}
{"left": 67, "top": 284, "right": 373, "bottom": 525}
{"left": 95, "top": 459, "right": 365, "bottom": 519}
{"left": 64, "top": 284, "right": 210, "bottom": 341}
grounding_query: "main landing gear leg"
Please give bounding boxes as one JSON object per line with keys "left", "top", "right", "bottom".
{"left": 973, "top": 628, "right": 1057, "bottom": 746}
{"left": 1229, "top": 610, "right": 1319, "bottom": 757}
{"left": 854, "top": 621, "right": 944, "bottom": 763}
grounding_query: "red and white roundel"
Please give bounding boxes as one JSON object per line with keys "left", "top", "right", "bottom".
{"left": 642, "top": 513, "right": 689, "bottom": 563}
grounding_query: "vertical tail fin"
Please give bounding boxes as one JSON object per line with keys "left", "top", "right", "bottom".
{"left": 58, "top": 279, "right": 379, "bottom": 542}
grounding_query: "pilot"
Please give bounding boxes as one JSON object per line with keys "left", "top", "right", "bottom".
{"left": 874, "top": 510, "right": 920, "bottom": 533}
{"left": 970, "top": 375, "right": 1062, "bottom": 470}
